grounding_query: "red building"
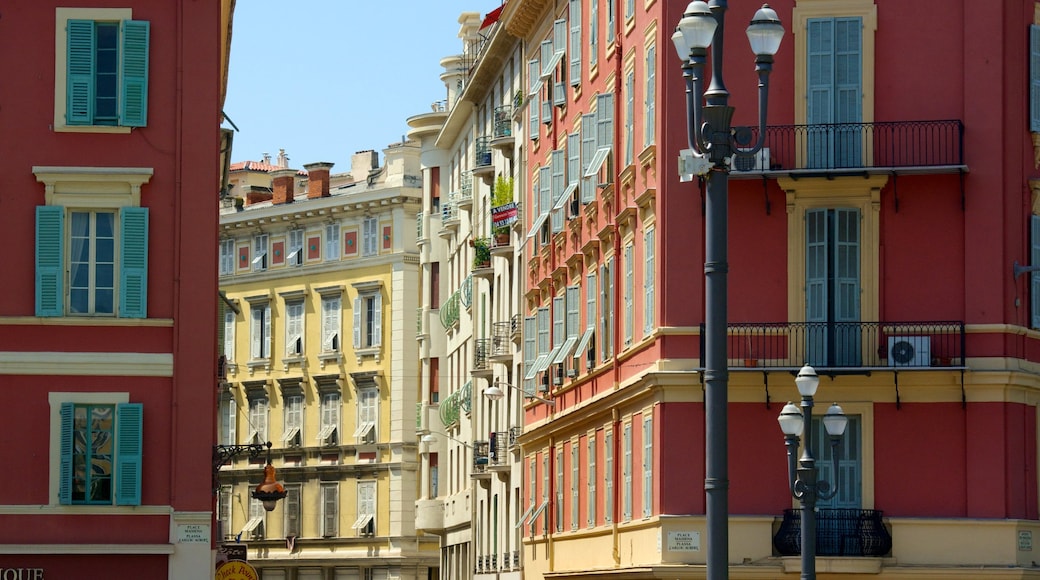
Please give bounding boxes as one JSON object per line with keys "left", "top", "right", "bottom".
{"left": 0, "top": 2, "right": 232, "bottom": 577}
{"left": 515, "top": 0, "right": 1040, "bottom": 577}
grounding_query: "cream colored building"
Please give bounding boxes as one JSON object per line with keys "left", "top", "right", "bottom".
{"left": 408, "top": 8, "right": 529, "bottom": 580}
{"left": 217, "top": 146, "right": 437, "bottom": 579}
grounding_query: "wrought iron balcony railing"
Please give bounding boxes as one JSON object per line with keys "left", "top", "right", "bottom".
{"left": 493, "top": 106, "right": 513, "bottom": 139}
{"left": 731, "top": 120, "right": 964, "bottom": 174}
{"left": 698, "top": 321, "right": 964, "bottom": 370}
{"left": 472, "top": 440, "right": 490, "bottom": 475}
{"left": 489, "top": 431, "right": 509, "bottom": 467}
{"left": 473, "top": 338, "right": 491, "bottom": 373}
{"left": 774, "top": 508, "right": 892, "bottom": 557}
{"left": 475, "top": 136, "right": 493, "bottom": 168}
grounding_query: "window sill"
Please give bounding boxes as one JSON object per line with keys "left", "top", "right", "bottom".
{"left": 355, "top": 347, "right": 381, "bottom": 364}
{"left": 54, "top": 125, "right": 132, "bottom": 134}
{"left": 317, "top": 352, "right": 343, "bottom": 370}
{"left": 282, "top": 355, "right": 305, "bottom": 371}
{"left": 246, "top": 359, "right": 271, "bottom": 375}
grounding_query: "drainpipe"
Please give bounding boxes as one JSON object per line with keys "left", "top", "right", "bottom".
{"left": 611, "top": 407, "right": 621, "bottom": 565}
{"left": 548, "top": 434, "right": 556, "bottom": 572}
{"left": 610, "top": 0, "right": 624, "bottom": 566}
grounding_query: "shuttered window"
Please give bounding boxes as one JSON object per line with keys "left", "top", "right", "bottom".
{"left": 59, "top": 402, "right": 142, "bottom": 506}
{"left": 66, "top": 19, "right": 149, "bottom": 127}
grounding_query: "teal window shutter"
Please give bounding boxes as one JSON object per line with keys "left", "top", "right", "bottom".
{"left": 119, "top": 207, "right": 149, "bottom": 318}
{"left": 59, "top": 402, "right": 75, "bottom": 505}
{"left": 1031, "top": 215, "right": 1040, "bottom": 328}
{"left": 36, "top": 206, "right": 65, "bottom": 317}
{"left": 1032, "top": 26, "right": 1040, "bottom": 132}
{"left": 833, "top": 208, "right": 861, "bottom": 365}
{"left": 120, "top": 20, "right": 150, "bottom": 127}
{"left": 115, "top": 403, "right": 143, "bottom": 506}
{"left": 66, "top": 19, "right": 95, "bottom": 125}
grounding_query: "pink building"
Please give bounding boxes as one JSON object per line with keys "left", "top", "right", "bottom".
{"left": 0, "top": 2, "right": 232, "bottom": 577}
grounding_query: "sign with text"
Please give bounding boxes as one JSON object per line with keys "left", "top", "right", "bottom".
{"left": 177, "top": 523, "right": 210, "bottom": 543}
{"left": 492, "top": 202, "right": 517, "bottom": 228}
{"left": 667, "top": 530, "right": 701, "bottom": 552}
{"left": 215, "top": 561, "right": 258, "bottom": 580}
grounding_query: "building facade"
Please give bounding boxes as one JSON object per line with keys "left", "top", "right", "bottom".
{"left": 409, "top": 7, "right": 530, "bottom": 580}
{"left": 217, "top": 148, "right": 438, "bottom": 579}
{"left": 0, "top": 1, "right": 231, "bottom": 577}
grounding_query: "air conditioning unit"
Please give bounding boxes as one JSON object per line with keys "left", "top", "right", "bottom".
{"left": 733, "top": 147, "right": 770, "bottom": 172}
{"left": 888, "top": 336, "right": 931, "bottom": 367}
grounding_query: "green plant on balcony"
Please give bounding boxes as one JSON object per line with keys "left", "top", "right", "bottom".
{"left": 491, "top": 175, "right": 514, "bottom": 243}
{"left": 473, "top": 237, "right": 491, "bottom": 269}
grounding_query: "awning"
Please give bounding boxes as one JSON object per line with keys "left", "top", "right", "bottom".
{"left": 352, "top": 421, "right": 375, "bottom": 439}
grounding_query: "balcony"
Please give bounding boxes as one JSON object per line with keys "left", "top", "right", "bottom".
{"left": 729, "top": 120, "right": 965, "bottom": 177}
{"left": 438, "top": 292, "right": 460, "bottom": 330}
{"left": 490, "top": 105, "right": 514, "bottom": 154}
{"left": 415, "top": 498, "right": 445, "bottom": 532}
{"left": 489, "top": 322, "right": 513, "bottom": 362}
{"left": 472, "top": 136, "right": 495, "bottom": 183}
{"left": 700, "top": 321, "right": 964, "bottom": 372}
{"left": 774, "top": 509, "right": 892, "bottom": 557}
{"left": 416, "top": 211, "right": 427, "bottom": 244}
{"left": 457, "top": 172, "right": 473, "bottom": 209}
{"left": 439, "top": 196, "right": 459, "bottom": 235}
{"left": 471, "top": 440, "right": 491, "bottom": 479}
{"left": 510, "top": 314, "right": 522, "bottom": 344}
{"left": 490, "top": 229, "right": 513, "bottom": 258}
{"left": 488, "top": 431, "right": 510, "bottom": 471}
{"left": 472, "top": 338, "right": 492, "bottom": 379}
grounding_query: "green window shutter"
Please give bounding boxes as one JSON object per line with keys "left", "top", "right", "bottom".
{"left": 120, "top": 20, "right": 150, "bottom": 127}
{"left": 1031, "top": 216, "right": 1040, "bottom": 328}
{"left": 115, "top": 403, "right": 143, "bottom": 506}
{"left": 119, "top": 207, "right": 149, "bottom": 318}
{"left": 59, "top": 402, "right": 75, "bottom": 505}
{"left": 36, "top": 206, "right": 65, "bottom": 317}
{"left": 805, "top": 208, "right": 828, "bottom": 365}
{"left": 66, "top": 20, "right": 95, "bottom": 125}
{"left": 1032, "top": 26, "right": 1040, "bottom": 132}
{"left": 833, "top": 208, "right": 861, "bottom": 365}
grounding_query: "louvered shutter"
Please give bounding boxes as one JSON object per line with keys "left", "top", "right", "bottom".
{"left": 624, "top": 244, "right": 633, "bottom": 345}
{"left": 36, "top": 206, "right": 65, "bottom": 317}
{"left": 353, "top": 296, "right": 362, "bottom": 349}
{"left": 834, "top": 17, "right": 862, "bottom": 167}
{"left": 59, "top": 403, "right": 75, "bottom": 504}
{"left": 372, "top": 292, "right": 382, "bottom": 347}
{"left": 323, "top": 484, "right": 338, "bottom": 536}
{"left": 551, "top": 149, "right": 566, "bottom": 233}
{"left": 66, "top": 20, "right": 95, "bottom": 125}
{"left": 644, "top": 45, "right": 656, "bottom": 146}
{"left": 115, "top": 403, "right": 143, "bottom": 505}
{"left": 1032, "top": 216, "right": 1040, "bottom": 328}
{"left": 807, "top": 18, "right": 834, "bottom": 168}
{"left": 581, "top": 114, "right": 596, "bottom": 202}
{"left": 120, "top": 20, "right": 149, "bottom": 127}
{"left": 1032, "top": 26, "right": 1040, "bottom": 132}
{"left": 805, "top": 208, "right": 828, "bottom": 366}
{"left": 596, "top": 93, "right": 614, "bottom": 150}
{"left": 119, "top": 207, "right": 148, "bottom": 318}
{"left": 251, "top": 307, "right": 261, "bottom": 359}
{"left": 569, "top": 0, "right": 582, "bottom": 86}
{"left": 263, "top": 304, "right": 271, "bottom": 358}
{"left": 644, "top": 228, "right": 655, "bottom": 333}
{"left": 833, "top": 208, "right": 861, "bottom": 365}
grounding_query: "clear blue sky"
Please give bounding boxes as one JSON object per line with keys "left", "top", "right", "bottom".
{"left": 223, "top": 0, "right": 500, "bottom": 171}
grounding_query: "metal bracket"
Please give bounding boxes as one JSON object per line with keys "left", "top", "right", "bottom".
{"left": 1013, "top": 261, "right": 1040, "bottom": 279}
{"left": 894, "top": 370, "right": 901, "bottom": 410}
{"left": 762, "top": 176, "right": 771, "bottom": 215}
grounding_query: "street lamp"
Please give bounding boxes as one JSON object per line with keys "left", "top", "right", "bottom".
{"left": 212, "top": 441, "right": 287, "bottom": 512}
{"left": 671, "top": 3, "right": 784, "bottom": 578}
{"left": 482, "top": 380, "right": 555, "bottom": 407}
{"left": 777, "top": 365, "right": 848, "bottom": 580}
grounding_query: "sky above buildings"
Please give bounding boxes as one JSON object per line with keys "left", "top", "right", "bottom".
{"left": 223, "top": 0, "right": 499, "bottom": 171}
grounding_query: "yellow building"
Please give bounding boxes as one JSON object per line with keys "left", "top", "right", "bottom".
{"left": 217, "top": 146, "right": 437, "bottom": 579}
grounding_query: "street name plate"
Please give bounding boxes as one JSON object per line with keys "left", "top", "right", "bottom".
{"left": 667, "top": 531, "right": 701, "bottom": 552}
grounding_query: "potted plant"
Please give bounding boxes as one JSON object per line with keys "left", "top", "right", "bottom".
{"left": 491, "top": 175, "right": 514, "bottom": 245}
{"left": 473, "top": 237, "right": 491, "bottom": 268}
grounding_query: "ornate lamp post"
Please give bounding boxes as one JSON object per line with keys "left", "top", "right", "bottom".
{"left": 670, "top": 3, "right": 784, "bottom": 578}
{"left": 212, "top": 441, "right": 287, "bottom": 512}
{"left": 777, "top": 365, "right": 848, "bottom": 580}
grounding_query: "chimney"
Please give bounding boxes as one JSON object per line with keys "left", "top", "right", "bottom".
{"left": 270, "top": 168, "right": 298, "bottom": 205}
{"left": 262, "top": 152, "right": 271, "bottom": 165}
{"left": 276, "top": 148, "right": 290, "bottom": 168}
{"left": 304, "top": 162, "right": 335, "bottom": 199}
{"left": 351, "top": 150, "right": 379, "bottom": 183}
{"left": 243, "top": 185, "right": 273, "bottom": 206}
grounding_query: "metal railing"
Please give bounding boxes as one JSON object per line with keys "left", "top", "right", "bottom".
{"left": 416, "top": 211, "right": 425, "bottom": 240}
{"left": 494, "top": 106, "right": 513, "bottom": 139}
{"left": 489, "top": 431, "right": 509, "bottom": 467}
{"left": 472, "top": 439, "right": 490, "bottom": 474}
{"left": 473, "top": 338, "right": 491, "bottom": 373}
{"left": 475, "top": 136, "right": 493, "bottom": 168}
{"left": 733, "top": 119, "right": 964, "bottom": 173}
{"left": 698, "top": 321, "right": 964, "bottom": 370}
{"left": 490, "top": 322, "right": 513, "bottom": 358}
{"left": 458, "top": 172, "right": 473, "bottom": 205}
{"left": 774, "top": 508, "right": 892, "bottom": 557}
{"left": 441, "top": 196, "right": 459, "bottom": 224}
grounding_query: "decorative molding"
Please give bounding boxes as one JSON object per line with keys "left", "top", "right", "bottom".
{"left": 0, "top": 352, "right": 172, "bottom": 377}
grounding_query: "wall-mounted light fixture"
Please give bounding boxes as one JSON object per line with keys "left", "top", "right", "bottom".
{"left": 482, "top": 380, "right": 555, "bottom": 407}
{"left": 212, "top": 441, "right": 287, "bottom": 512}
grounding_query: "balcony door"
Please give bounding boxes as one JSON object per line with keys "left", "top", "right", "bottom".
{"left": 806, "top": 208, "right": 860, "bottom": 367}
{"left": 811, "top": 414, "right": 861, "bottom": 509}
{"left": 807, "top": 17, "right": 862, "bottom": 169}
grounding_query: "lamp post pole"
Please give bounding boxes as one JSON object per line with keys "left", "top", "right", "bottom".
{"left": 672, "top": 3, "right": 784, "bottom": 578}
{"left": 778, "top": 365, "right": 848, "bottom": 580}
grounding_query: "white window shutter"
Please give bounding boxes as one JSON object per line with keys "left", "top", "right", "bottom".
{"left": 251, "top": 308, "right": 261, "bottom": 359}
{"left": 372, "top": 293, "right": 382, "bottom": 347}
{"left": 263, "top": 304, "right": 271, "bottom": 358}
{"left": 353, "top": 296, "right": 362, "bottom": 349}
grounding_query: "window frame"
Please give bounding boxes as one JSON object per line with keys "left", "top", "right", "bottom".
{"left": 321, "top": 482, "right": 339, "bottom": 537}
{"left": 283, "top": 484, "right": 302, "bottom": 538}
{"left": 352, "top": 284, "right": 383, "bottom": 352}
{"left": 220, "top": 238, "right": 235, "bottom": 275}
{"left": 282, "top": 394, "right": 303, "bottom": 447}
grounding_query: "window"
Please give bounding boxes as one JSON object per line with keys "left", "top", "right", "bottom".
{"left": 644, "top": 45, "right": 656, "bottom": 146}
{"left": 571, "top": 444, "right": 579, "bottom": 530}
{"left": 555, "top": 448, "right": 564, "bottom": 532}
{"left": 242, "top": 497, "right": 265, "bottom": 539}
{"left": 318, "top": 392, "right": 340, "bottom": 445}
{"left": 362, "top": 217, "right": 379, "bottom": 256}
{"left": 353, "top": 288, "right": 382, "bottom": 351}
{"left": 325, "top": 223, "right": 340, "bottom": 261}
{"left": 250, "top": 302, "right": 272, "bottom": 360}
{"left": 523, "top": 315, "right": 537, "bottom": 395}
{"left": 283, "top": 485, "right": 301, "bottom": 538}
{"left": 622, "top": 422, "right": 632, "bottom": 521}
{"left": 590, "top": 0, "right": 599, "bottom": 66}
{"left": 282, "top": 395, "right": 302, "bottom": 447}
{"left": 247, "top": 397, "right": 268, "bottom": 444}
{"left": 642, "top": 415, "right": 652, "bottom": 518}
{"left": 586, "top": 434, "right": 596, "bottom": 527}
{"left": 805, "top": 208, "right": 860, "bottom": 367}
{"left": 57, "top": 12, "right": 149, "bottom": 129}
{"left": 218, "top": 485, "right": 233, "bottom": 540}
{"left": 224, "top": 308, "right": 236, "bottom": 362}
{"left": 552, "top": 286, "right": 582, "bottom": 373}
{"left": 569, "top": 0, "right": 582, "bottom": 86}
{"left": 600, "top": 259, "right": 614, "bottom": 360}
{"left": 287, "top": 229, "right": 304, "bottom": 266}
{"left": 624, "top": 70, "right": 634, "bottom": 167}
{"left": 252, "top": 234, "right": 269, "bottom": 272}
{"left": 321, "top": 294, "right": 342, "bottom": 352}
{"left": 355, "top": 387, "right": 377, "bottom": 444}
{"left": 36, "top": 205, "right": 148, "bottom": 318}
{"left": 625, "top": 0, "right": 634, "bottom": 21}
{"left": 1032, "top": 25, "right": 1040, "bottom": 132}
{"left": 1032, "top": 216, "right": 1040, "bottom": 328}
{"left": 624, "top": 243, "right": 634, "bottom": 346}
{"left": 550, "top": 149, "right": 567, "bottom": 234}
{"left": 811, "top": 414, "right": 862, "bottom": 509}
{"left": 353, "top": 480, "right": 376, "bottom": 536}
{"left": 541, "top": 454, "right": 549, "bottom": 534}
{"left": 322, "top": 483, "right": 339, "bottom": 537}
{"left": 220, "top": 239, "right": 235, "bottom": 275}
{"left": 604, "top": 429, "right": 613, "bottom": 523}
{"left": 528, "top": 59, "right": 542, "bottom": 141}
{"left": 644, "top": 228, "right": 655, "bottom": 334}
{"left": 576, "top": 272, "right": 597, "bottom": 372}
{"left": 580, "top": 113, "right": 596, "bottom": 203}
{"left": 606, "top": 0, "right": 615, "bottom": 44}
{"left": 219, "top": 392, "right": 236, "bottom": 446}
{"left": 284, "top": 300, "right": 304, "bottom": 357}
{"left": 806, "top": 17, "right": 863, "bottom": 168}
{"left": 59, "top": 402, "right": 142, "bottom": 505}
